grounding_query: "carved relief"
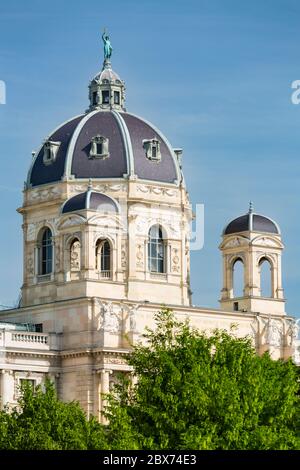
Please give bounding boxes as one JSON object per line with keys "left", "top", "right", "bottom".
{"left": 69, "top": 183, "right": 126, "bottom": 194}
{"left": 286, "top": 319, "right": 299, "bottom": 347}
{"left": 128, "top": 304, "right": 138, "bottom": 332}
{"left": 101, "top": 302, "right": 121, "bottom": 333}
{"left": 223, "top": 237, "right": 248, "bottom": 249}
{"left": 55, "top": 243, "right": 61, "bottom": 271}
{"left": 70, "top": 240, "right": 81, "bottom": 271}
{"left": 94, "top": 184, "right": 126, "bottom": 193}
{"left": 121, "top": 242, "right": 127, "bottom": 269}
{"left": 266, "top": 318, "right": 282, "bottom": 347}
{"left": 103, "top": 356, "right": 127, "bottom": 365}
{"left": 57, "top": 215, "right": 86, "bottom": 230}
{"left": 256, "top": 237, "right": 278, "bottom": 247}
{"left": 172, "top": 247, "right": 180, "bottom": 273}
{"left": 27, "top": 186, "right": 61, "bottom": 203}
{"left": 136, "top": 244, "right": 144, "bottom": 268}
{"left": 136, "top": 185, "right": 176, "bottom": 197}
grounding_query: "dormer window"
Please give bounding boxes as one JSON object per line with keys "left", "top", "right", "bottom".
{"left": 92, "top": 91, "right": 98, "bottom": 106}
{"left": 43, "top": 140, "right": 61, "bottom": 165}
{"left": 114, "top": 91, "right": 120, "bottom": 105}
{"left": 89, "top": 135, "right": 109, "bottom": 159}
{"left": 143, "top": 138, "right": 161, "bottom": 162}
{"left": 102, "top": 90, "right": 110, "bottom": 104}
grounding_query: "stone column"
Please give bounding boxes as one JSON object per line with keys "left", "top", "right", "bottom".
{"left": 99, "top": 369, "right": 111, "bottom": 424}
{"left": 0, "top": 370, "right": 14, "bottom": 410}
{"left": 128, "top": 213, "right": 137, "bottom": 280}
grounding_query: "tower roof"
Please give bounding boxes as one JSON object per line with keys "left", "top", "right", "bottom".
{"left": 223, "top": 203, "right": 281, "bottom": 235}
{"left": 62, "top": 190, "right": 118, "bottom": 214}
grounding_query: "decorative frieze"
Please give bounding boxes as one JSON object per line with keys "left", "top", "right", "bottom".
{"left": 27, "top": 186, "right": 61, "bottom": 203}
{"left": 136, "top": 184, "right": 176, "bottom": 197}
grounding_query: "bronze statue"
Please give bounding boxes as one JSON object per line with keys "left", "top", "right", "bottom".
{"left": 102, "top": 29, "right": 112, "bottom": 60}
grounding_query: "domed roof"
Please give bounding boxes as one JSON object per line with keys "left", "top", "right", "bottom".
{"left": 223, "top": 205, "right": 280, "bottom": 235}
{"left": 93, "top": 66, "right": 122, "bottom": 83}
{"left": 27, "top": 110, "right": 180, "bottom": 187}
{"left": 62, "top": 190, "right": 118, "bottom": 214}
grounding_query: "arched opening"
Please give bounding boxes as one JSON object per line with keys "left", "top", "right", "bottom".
{"left": 96, "top": 239, "right": 111, "bottom": 279}
{"left": 148, "top": 225, "right": 165, "bottom": 273}
{"left": 70, "top": 238, "right": 81, "bottom": 272}
{"left": 259, "top": 257, "right": 272, "bottom": 298}
{"left": 38, "top": 227, "right": 53, "bottom": 275}
{"left": 232, "top": 258, "right": 244, "bottom": 298}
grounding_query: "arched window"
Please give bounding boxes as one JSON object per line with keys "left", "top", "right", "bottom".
{"left": 259, "top": 257, "right": 272, "bottom": 297}
{"left": 96, "top": 239, "right": 111, "bottom": 278}
{"left": 70, "top": 239, "right": 81, "bottom": 272}
{"left": 148, "top": 225, "right": 165, "bottom": 273}
{"left": 38, "top": 228, "right": 53, "bottom": 275}
{"left": 232, "top": 258, "right": 244, "bottom": 298}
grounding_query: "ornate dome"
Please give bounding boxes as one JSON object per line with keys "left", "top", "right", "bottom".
{"left": 62, "top": 190, "right": 119, "bottom": 214}
{"left": 223, "top": 204, "right": 280, "bottom": 235}
{"left": 27, "top": 41, "right": 181, "bottom": 189}
{"left": 27, "top": 111, "right": 180, "bottom": 187}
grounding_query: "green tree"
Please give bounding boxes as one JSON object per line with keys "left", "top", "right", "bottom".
{"left": 0, "top": 379, "right": 108, "bottom": 450}
{"left": 105, "top": 308, "right": 300, "bottom": 450}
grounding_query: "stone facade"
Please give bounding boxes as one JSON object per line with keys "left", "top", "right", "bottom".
{"left": 0, "top": 40, "right": 298, "bottom": 421}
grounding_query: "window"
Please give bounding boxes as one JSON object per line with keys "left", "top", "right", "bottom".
{"left": 143, "top": 138, "right": 161, "bottom": 162}
{"left": 233, "top": 301, "right": 239, "bottom": 311}
{"left": 232, "top": 258, "right": 244, "bottom": 298}
{"left": 38, "top": 228, "right": 53, "bottom": 275}
{"left": 89, "top": 135, "right": 109, "bottom": 159}
{"left": 96, "top": 142, "right": 103, "bottom": 155}
{"left": 259, "top": 257, "right": 272, "bottom": 297}
{"left": 102, "top": 90, "right": 110, "bottom": 104}
{"left": 152, "top": 145, "right": 157, "bottom": 159}
{"left": 20, "top": 379, "right": 35, "bottom": 390}
{"left": 148, "top": 225, "right": 165, "bottom": 273}
{"left": 34, "top": 323, "right": 43, "bottom": 333}
{"left": 114, "top": 91, "right": 120, "bottom": 105}
{"left": 92, "top": 91, "right": 98, "bottom": 105}
{"left": 96, "top": 240, "right": 111, "bottom": 278}
{"left": 43, "top": 140, "right": 61, "bottom": 165}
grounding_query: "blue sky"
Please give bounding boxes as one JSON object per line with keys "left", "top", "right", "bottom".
{"left": 0, "top": 0, "right": 299, "bottom": 315}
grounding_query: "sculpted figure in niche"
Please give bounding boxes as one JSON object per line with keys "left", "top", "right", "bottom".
{"left": 266, "top": 318, "right": 282, "bottom": 347}
{"left": 102, "top": 302, "right": 119, "bottom": 333}
{"left": 70, "top": 240, "right": 81, "bottom": 271}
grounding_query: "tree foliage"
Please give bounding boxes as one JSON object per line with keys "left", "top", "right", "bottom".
{"left": 0, "top": 308, "right": 299, "bottom": 450}
{"left": 0, "top": 380, "right": 107, "bottom": 450}
{"left": 105, "top": 308, "right": 300, "bottom": 450}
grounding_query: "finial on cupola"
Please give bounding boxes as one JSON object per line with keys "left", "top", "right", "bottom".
{"left": 87, "top": 28, "right": 126, "bottom": 112}
{"left": 249, "top": 201, "right": 254, "bottom": 214}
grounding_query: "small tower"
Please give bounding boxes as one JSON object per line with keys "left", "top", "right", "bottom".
{"left": 219, "top": 203, "right": 285, "bottom": 316}
{"left": 88, "top": 30, "right": 125, "bottom": 112}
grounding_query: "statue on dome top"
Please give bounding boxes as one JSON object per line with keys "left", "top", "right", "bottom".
{"left": 102, "top": 29, "right": 112, "bottom": 60}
